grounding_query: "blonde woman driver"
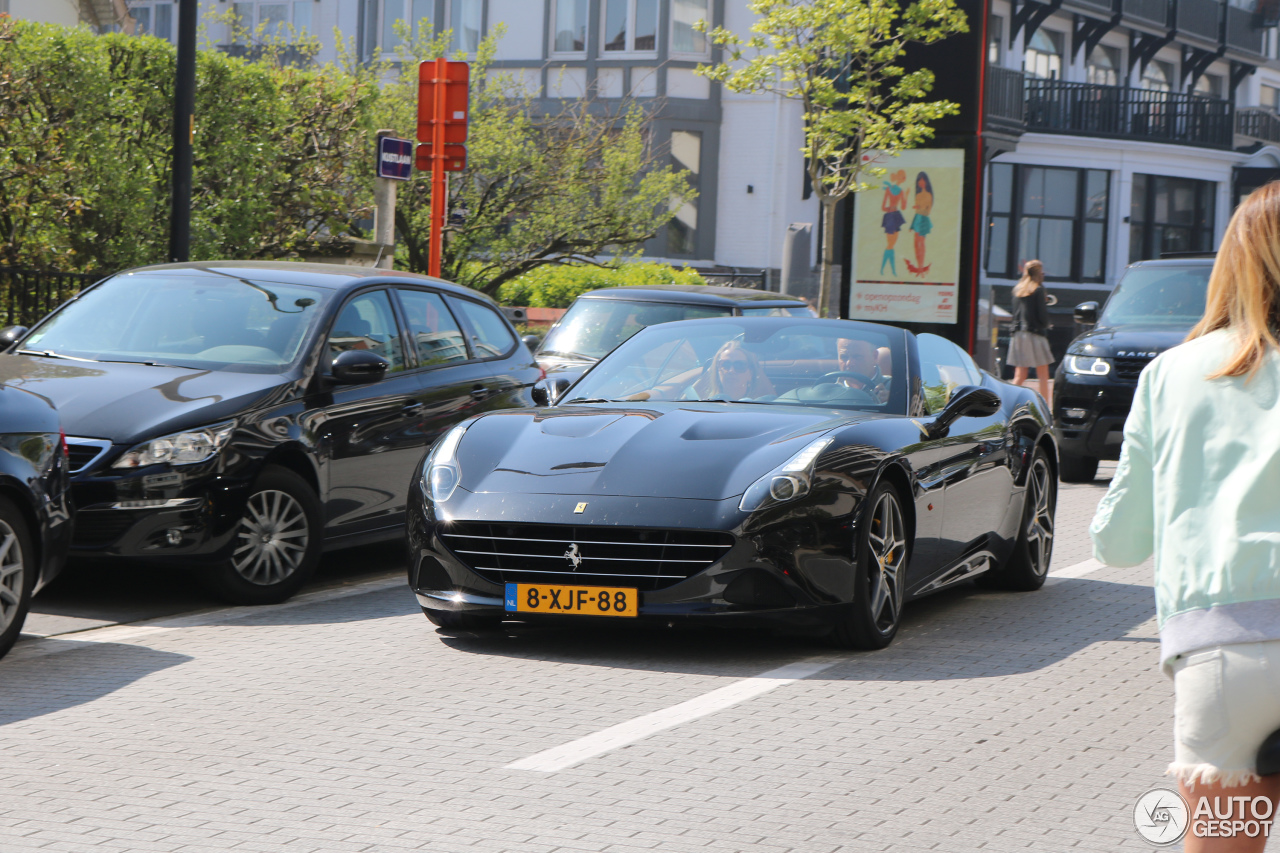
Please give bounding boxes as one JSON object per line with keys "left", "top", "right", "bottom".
{"left": 1091, "top": 182, "right": 1280, "bottom": 852}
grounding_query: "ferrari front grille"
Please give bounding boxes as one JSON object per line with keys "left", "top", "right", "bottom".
{"left": 438, "top": 522, "right": 734, "bottom": 591}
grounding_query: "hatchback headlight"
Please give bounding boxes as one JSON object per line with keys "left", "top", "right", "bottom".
{"left": 739, "top": 438, "right": 833, "bottom": 513}
{"left": 113, "top": 423, "right": 234, "bottom": 469}
{"left": 1064, "top": 355, "right": 1112, "bottom": 376}
{"left": 424, "top": 423, "right": 468, "bottom": 503}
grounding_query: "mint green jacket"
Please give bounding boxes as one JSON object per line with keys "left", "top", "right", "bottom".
{"left": 1090, "top": 329, "right": 1280, "bottom": 666}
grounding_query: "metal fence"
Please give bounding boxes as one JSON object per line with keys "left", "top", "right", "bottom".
{"left": 1024, "top": 80, "right": 1233, "bottom": 149}
{"left": 0, "top": 268, "right": 101, "bottom": 328}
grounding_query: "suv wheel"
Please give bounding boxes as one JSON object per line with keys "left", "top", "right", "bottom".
{"left": 1058, "top": 451, "right": 1098, "bottom": 483}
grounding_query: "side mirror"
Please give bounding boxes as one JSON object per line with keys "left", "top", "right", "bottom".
{"left": 927, "top": 385, "right": 1001, "bottom": 439}
{"left": 532, "top": 377, "right": 572, "bottom": 406}
{"left": 330, "top": 349, "right": 389, "bottom": 385}
{"left": 521, "top": 334, "right": 542, "bottom": 350}
{"left": 0, "top": 325, "right": 29, "bottom": 352}
{"left": 1074, "top": 301, "right": 1099, "bottom": 326}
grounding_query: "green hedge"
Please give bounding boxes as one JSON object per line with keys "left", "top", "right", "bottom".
{"left": 497, "top": 263, "right": 707, "bottom": 308}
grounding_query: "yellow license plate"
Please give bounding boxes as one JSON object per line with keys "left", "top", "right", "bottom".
{"left": 504, "top": 583, "right": 638, "bottom": 617}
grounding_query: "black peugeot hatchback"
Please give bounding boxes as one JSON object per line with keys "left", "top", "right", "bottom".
{"left": 1053, "top": 257, "right": 1212, "bottom": 481}
{"left": 0, "top": 262, "right": 541, "bottom": 604}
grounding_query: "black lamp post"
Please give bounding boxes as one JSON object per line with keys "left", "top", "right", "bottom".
{"left": 169, "top": 0, "right": 197, "bottom": 262}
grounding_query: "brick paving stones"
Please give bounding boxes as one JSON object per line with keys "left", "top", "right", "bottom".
{"left": 0, "top": 467, "right": 1214, "bottom": 851}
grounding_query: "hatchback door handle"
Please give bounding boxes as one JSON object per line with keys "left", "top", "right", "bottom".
{"left": 470, "top": 386, "right": 489, "bottom": 400}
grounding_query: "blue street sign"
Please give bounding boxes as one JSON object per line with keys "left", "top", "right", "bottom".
{"left": 377, "top": 136, "right": 413, "bottom": 181}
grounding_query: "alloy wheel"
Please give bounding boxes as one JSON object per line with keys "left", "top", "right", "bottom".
{"left": 0, "top": 518, "right": 25, "bottom": 634}
{"left": 232, "top": 490, "right": 310, "bottom": 586}
{"left": 866, "top": 490, "right": 906, "bottom": 634}
{"left": 1024, "top": 457, "right": 1055, "bottom": 577}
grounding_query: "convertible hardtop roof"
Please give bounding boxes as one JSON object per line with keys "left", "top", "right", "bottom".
{"left": 111, "top": 260, "right": 494, "bottom": 303}
{"left": 578, "top": 284, "right": 810, "bottom": 307}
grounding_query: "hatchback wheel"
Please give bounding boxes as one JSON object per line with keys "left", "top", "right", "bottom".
{"left": 0, "top": 496, "right": 35, "bottom": 659}
{"left": 828, "top": 481, "right": 908, "bottom": 650}
{"left": 203, "top": 466, "right": 321, "bottom": 605}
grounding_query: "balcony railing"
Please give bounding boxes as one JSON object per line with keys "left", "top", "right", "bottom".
{"left": 1123, "top": 0, "right": 1171, "bottom": 26}
{"left": 1177, "top": 0, "right": 1224, "bottom": 40}
{"left": 986, "top": 65, "right": 1026, "bottom": 133}
{"left": 1225, "top": 5, "right": 1267, "bottom": 54}
{"left": 1237, "top": 107, "right": 1280, "bottom": 142}
{"left": 1025, "top": 80, "right": 1233, "bottom": 148}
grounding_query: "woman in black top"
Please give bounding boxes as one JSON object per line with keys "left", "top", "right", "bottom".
{"left": 1009, "top": 259, "right": 1052, "bottom": 401}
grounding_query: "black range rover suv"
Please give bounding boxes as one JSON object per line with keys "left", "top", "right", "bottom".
{"left": 1053, "top": 257, "right": 1212, "bottom": 481}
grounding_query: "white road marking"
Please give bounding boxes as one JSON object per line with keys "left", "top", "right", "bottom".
{"left": 5, "top": 573, "right": 405, "bottom": 665}
{"left": 1049, "top": 558, "right": 1107, "bottom": 580}
{"left": 505, "top": 657, "right": 840, "bottom": 773}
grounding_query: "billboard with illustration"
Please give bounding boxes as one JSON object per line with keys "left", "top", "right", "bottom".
{"left": 850, "top": 149, "right": 965, "bottom": 324}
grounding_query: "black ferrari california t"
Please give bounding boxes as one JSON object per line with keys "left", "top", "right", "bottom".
{"left": 407, "top": 317, "right": 1057, "bottom": 649}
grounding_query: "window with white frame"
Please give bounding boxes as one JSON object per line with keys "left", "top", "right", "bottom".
{"left": 603, "top": 0, "right": 658, "bottom": 53}
{"left": 553, "top": 0, "right": 588, "bottom": 54}
{"left": 379, "top": 0, "right": 433, "bottom": 54}
{"left": 449, "top": 0, "right": 482, "bottom": 52}
{"left": 1086, "top": 45, "right": 1121, "bottom": 86}
{"left": 230, "top": 1, "right": 313, "bottom": 44}
{"left": 1024, "top": 29, "right": 1063, "bottom": 79}
{"left": 671, "top": 0, "right": 708, "bottom": 55}
{"left": 130, "top": 1, "right": 177, "bottom": 41}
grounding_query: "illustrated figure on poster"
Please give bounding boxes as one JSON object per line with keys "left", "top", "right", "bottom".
{"left": 906, "top": 171, "right": 933, "bottom": 277}
{"left": 879, "top": 170, "right": 908, "bottom": 276}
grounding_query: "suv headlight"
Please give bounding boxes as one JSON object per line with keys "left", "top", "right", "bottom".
{"left": 739, "top": 437, "right": 833, "bottom": 513}
{"left": 1063, "top": 354, "right": 1112, "bottom": 376}
{"left": 424, "top": 423, "right": 468, "bottom": 502}
{"left": 113, "top": 422, "right": 235, "bottom": 469}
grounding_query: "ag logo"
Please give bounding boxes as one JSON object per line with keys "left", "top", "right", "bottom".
{"left": 564, "top": 543, "right": 583, "bottom": 570}
{"left": 1134, "top": 788, "right": 1189, "bottom": 845}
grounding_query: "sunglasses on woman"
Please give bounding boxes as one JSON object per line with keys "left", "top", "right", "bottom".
{"left": 719, "top": 359, "right": 751, "bottom": 374}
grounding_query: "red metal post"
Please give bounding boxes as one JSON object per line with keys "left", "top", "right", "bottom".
{"left": 429, "top": 57, "right": 447, "bottom": 278}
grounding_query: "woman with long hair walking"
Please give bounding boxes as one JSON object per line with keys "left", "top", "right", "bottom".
{"left": 1008, "top": 259, "right": 1053, "bottom": 401}
{"left": 1091, "top": 182, "right": 1280, "bottom": 851}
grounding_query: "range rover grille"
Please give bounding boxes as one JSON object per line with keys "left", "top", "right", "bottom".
{"left": 1113, "top": 356, "right": 1153, "bottom": 382}
{"left": 439, "top": 522, "right": 734, "bottom": 592}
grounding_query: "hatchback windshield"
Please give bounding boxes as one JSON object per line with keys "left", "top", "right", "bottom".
{"left": 1099, "top": 266, "right": 1210, "bottom": 327}
{"left": 539, "top": 299, "right": 731, "bottom": 361}
{"left": 21, "top": 273, "right": 332, "bottom": 373}
{"left": 565, "top": 319, "right": 907, "bottom": 414}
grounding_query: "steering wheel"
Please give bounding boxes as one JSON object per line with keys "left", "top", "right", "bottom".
{"left": 823, "top": 370, "right": 878, "bottom": 388}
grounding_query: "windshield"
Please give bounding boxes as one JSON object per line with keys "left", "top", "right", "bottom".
{"left": 539, "top": 299, "right": 731, "bottom": 361}
{"left": 565, "top": 320, "right": 908, "bottom": 414}
{"left": 1099, "top": 266, "right": 1210, "bottom": 327}
{"left": 21, "top": 273, "right": 332, "bottom": 373}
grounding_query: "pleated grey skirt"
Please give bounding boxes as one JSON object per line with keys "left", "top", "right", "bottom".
{"left": 1007, "top": 331, "right": 1053, "bottom": 367}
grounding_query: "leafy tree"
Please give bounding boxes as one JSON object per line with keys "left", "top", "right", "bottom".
{"left": 696, "top": 0, "right": 968, "bottom": 315}
{"left": 0, "top": 17, "right": 377, "bottom": 275}
{"left": 374, "top": 26, "right": 697, "bottom": 298}
{"left": 498, "top": 261, "right": 707, "bottom": 308}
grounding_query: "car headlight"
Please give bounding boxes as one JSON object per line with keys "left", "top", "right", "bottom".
{"left": 739, "top": 437, "right": 833, "bottom": 513}
{"left": 1063, "top": 354, "right": 1112, "bottom": 376}
{"left": 112, "top": 422, "right": 235, "bottom": 469}
{"left": 424, "top": 423, "right": 468, "bottom": 502}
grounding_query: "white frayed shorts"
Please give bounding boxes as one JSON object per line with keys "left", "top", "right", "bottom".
{"left": 1169, "top": 640, "right": 1280, "bottom": 788}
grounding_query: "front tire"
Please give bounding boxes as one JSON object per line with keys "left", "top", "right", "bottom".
{"left": 1058, "top": 451, "right": 1098, "bottom": 483}
{"left": 0, "top": 497, "right": 35, "bottom": 659}
{"left": 828, "top": 482, "right": 908, "bottom": 650}
{"left": 202, "top": 467, "right": 322, "bottom": 605}
{"left": 981, "top": 447, "right": 1056, "bottom": 591}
